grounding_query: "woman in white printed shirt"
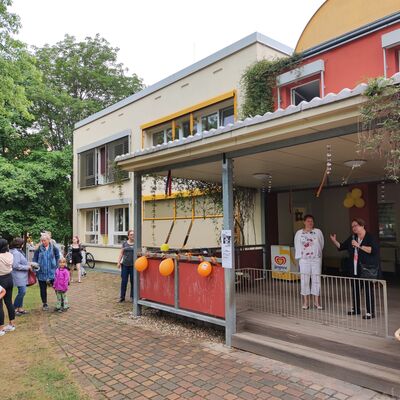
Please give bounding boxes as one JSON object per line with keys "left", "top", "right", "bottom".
{"left": 294, "top": 214, "right": 324, "bottom": 310}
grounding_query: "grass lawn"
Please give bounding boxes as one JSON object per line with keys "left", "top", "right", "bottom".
{"left": 0, "top": 285, "right": 89, "bottom": 400}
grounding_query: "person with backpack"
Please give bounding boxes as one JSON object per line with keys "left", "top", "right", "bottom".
{"left": 33, "top": 232, "right": 60, "bottom": 311}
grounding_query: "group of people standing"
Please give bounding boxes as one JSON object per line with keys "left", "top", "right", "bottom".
{"left": 294, "top": 215, "right": 380, "bottom": 319}
{"left": 0, "top": 232, "right": 85, "bottom": 336}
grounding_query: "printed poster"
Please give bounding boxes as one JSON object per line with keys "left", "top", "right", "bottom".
{"left": 221, "top": 230, "right": 232, "bottom": 269}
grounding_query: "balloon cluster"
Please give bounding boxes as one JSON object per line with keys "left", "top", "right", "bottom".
{"left": 343, "top": 188, "right": 365, "bottom": 208}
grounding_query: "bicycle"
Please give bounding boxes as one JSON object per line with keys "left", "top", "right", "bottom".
{"left": 82, "top": 248, "right": 96, "bottom": 269}
{"left": 66, "top": 246, "right": 96, "bottom": 270}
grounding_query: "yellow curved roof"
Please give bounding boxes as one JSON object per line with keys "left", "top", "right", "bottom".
{"left": 295, "top": 0, "right": 400, "bottom": 52}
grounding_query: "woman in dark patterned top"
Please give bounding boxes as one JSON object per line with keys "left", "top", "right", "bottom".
{"left": 330, "top": 218, "right": 380, "bottom": 319}
{"left": 117, "top": 230, "right": 134, "bottom": 303}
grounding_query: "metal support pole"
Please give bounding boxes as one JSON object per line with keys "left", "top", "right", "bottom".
{"left": 133, "top": 171, "right": 142, "bottom": 316}
{"left": 222, "top": 155, "right": 236, "bottom": 346}
{"left": 260, "top": 189, "right": 267, "bottom": 271}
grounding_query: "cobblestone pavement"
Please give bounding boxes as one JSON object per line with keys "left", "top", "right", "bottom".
{"left": 47, "top": 272, "right": 390, "bottom": 400}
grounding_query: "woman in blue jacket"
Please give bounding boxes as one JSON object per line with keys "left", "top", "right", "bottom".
{"left": 33, "top": 233, "right": 60, "bottom": 311}
{"left": 10, "top": 238, "right": 31, "bottom": 316}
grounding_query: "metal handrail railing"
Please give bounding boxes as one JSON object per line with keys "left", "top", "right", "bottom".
{"left": 235, "top": 268, "right": 388, "bottom": 337}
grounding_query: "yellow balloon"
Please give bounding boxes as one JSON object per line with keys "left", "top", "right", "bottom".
{"left": 160, "top": 243, "right": 170, "bottom": 252}
{"left": 351, "top": 188, "right": 362, "bottom": 199}
{"left": 355, "top": 198, "right": 365, "bottom": 208}
{"left": 343, "top": 197, "right": 354, "bottom": 208}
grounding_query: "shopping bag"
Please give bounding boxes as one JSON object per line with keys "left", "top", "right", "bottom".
{"left": 27, "top": 269, "right": 37, "bottom": 286}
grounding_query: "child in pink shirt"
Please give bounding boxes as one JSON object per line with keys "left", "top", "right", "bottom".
{"left": 53, "top": 258, "right": 70, "bottom": 312}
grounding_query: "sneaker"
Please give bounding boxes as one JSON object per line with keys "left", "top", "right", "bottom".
{"left": 0, "top": 330, "right": 5, "bottom": 336}
{"left": 3, "top": 324, "right": 15, "bottom": 332}
{"left": 363, "top": 313, "right": 375, "bottom": 320}
{"left": 347, "top": 310, "right": 360, "bottom": 315}
{"left": 117, "top": 298, "right": 125, "bottom": 303}
{"left": 58, "top": 309, "right": 63, "bottom": 313}
{"left": 42, "top": 304, "right": 49, "bottom": 311}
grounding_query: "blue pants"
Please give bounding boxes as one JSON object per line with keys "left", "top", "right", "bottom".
{"left": 14, "top": 286, "right": 27, "bottom": 308}
{"left": 120, "top": 265, "right": 133, "bottom": 300}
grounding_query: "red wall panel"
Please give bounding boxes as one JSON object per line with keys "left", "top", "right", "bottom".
{"left": 178, "top": 261, "right": 225, "bottom": 318}
{"left": 277, "top": 23, "right": 400, "bottom": 109}
{"left": 139, "top": 258, "right": 175, "bottom": 306}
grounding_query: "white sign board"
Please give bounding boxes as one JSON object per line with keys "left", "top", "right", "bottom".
{"left": 221, "top": 230, "right": 233, "bottom": 269}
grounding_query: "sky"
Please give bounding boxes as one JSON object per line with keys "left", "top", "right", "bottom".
{"left": 10, "top": 0, "right": 326, "bottom": 86}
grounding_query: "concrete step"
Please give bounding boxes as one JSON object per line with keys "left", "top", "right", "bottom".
{"left": 243, "top": 316, "right": 400, "bottom": 371}
{"left": 232, "top": 331, "right": 400, "bottom": 398}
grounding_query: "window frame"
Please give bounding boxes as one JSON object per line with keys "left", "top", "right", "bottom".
{"left": 85, "top": 209, "right": 99, "bottom": 244}
{"left": 111, "top": 206, "right": 130, "bottom": 245}
{"left": 219, "top": 105, "right": 235, "bottom": 127}
{"left": 290, "top": 78, "right": 321, "bottom": 106}
{"left": 201, "top": 112, "right": 219, "bottom": 131}
{"left": 79, "top": 149, "right": 97, "bottom": 188}
{"left": 78, "top": 136, "right": 130, "bottom": 189}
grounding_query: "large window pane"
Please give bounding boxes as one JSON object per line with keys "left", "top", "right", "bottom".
{"left": 182, "top": 121, "right": 191, "bottom": 138}
{"left": 85, "top": 209, "right": 99, "bottom": 244}
{"left": 79, "top": 149, "right": 96, "bottom": 188}
{"left": 201, "top": 113, "right": 218, "bottom": 131}
{"left": 166, "top": 128, "right": 173, "bottom": 142}
{"left": 220, "top": 106, "right": 234, "bottom": 126}
{"left": 153, "top": 131, "right": 164, "bottom": 146}
{"left": 114, "top": 208, "right": 124, "bottom": 232}
{"left": 107, "top": 137, "right": 129, "bottom": 182}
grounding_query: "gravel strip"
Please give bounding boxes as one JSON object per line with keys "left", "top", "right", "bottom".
{"left": 111, "top": 307, "right": 224, "bottom": 344}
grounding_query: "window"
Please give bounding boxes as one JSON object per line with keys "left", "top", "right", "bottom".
{"left": 398, "top": 50, "right": 400, "bottom": 72}
{"left": 152, "top": 127, "right": 174, "bottom": 146}
{"left": 201, "top": 112, "right": 218, "bottom": 131}
{"left": 85, "top": 209, "right": 99, "bottom": 244}
{"left": 291, "top": 80, "right": 320, "bottom": 106}
{"left": 79, "top": 149, "right": 96, "bottom": 188}
{"left": 113, "top": 207, "right": 129, "bottom": 244}
{"left": 182, "top": 120, "right": 191, "bottom": 138}
{"left": 107, "top": 137, "right": 129, "bottom": 182}
{"left": 153, "top": 131, "right": 164, "bottom": 146}
{"left": 79, "top": 136, "right": 129, "bottom": 188}
{"left": 378, "top": 203, "right": 397, "bottom": 241}
{"left": 220, "top": 106, "right": 234, "bottom": 126}
{"left": 166, "top": 128, "right": 173, "bottom": 142}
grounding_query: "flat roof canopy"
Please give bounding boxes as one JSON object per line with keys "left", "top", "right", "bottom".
{"left": 137, "top": 133, "right": 385, "bottom": 191}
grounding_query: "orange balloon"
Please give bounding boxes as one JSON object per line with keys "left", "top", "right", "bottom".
{"left": 159, "top": 258, "right": 174, "bottom": 276}
{"left": 197, "top": 261, "right": 212, "bottom": 277}
{"left": 135, "top": 256, "right": 148, "bottom": 272}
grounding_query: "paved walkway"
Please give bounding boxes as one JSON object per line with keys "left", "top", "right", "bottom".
{"left": 47, "top": 272, "right": 390, "bottom": 400}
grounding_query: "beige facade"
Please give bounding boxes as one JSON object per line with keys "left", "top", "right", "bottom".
{"left": 73, "top": 34, "right": 291, "bottom": 264}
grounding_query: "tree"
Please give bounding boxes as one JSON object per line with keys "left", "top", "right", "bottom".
{"left": 32, "top": 34, "right": 143, "bottom": 150}
{"left": 0, "top": 2, "right": 144, "bottom": 243}
{"left": 0, "top": 0, "right": 41, "bottom": 158}
{"left": 0, "top": 148, "right": 72, "bottom": 242}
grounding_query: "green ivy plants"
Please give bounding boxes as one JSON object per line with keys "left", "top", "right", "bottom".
{"left": 359, "top": 77, "right": 400, "bottom": 182}
{"left": 146, "top": 174, "right": 257, "bottom": 246}
{"left": 240, "top": 54, "right": 303, "bottom": 118}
